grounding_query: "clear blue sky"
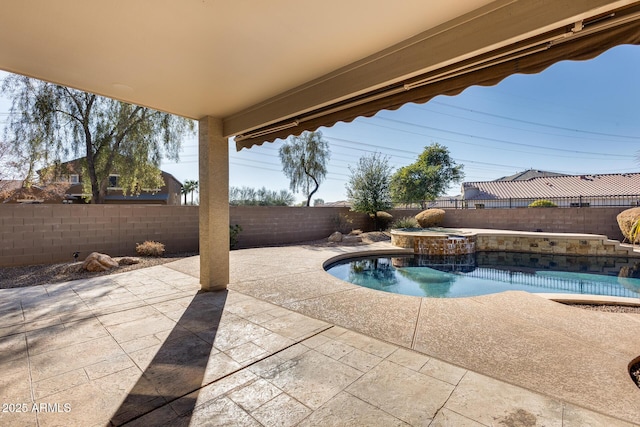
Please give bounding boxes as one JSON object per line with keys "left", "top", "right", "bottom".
{"left": 2, "top": 45, "right": 639, "bottom": 204}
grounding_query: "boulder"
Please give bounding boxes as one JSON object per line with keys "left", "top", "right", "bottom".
{"left": 617, "top": 207, "right": 640, "bottom": 243}
{"left": 118, "top": 257, "right": 141, "bottom": 266}
{"left": 82, "top": 252, "right": 119, "bottom": 272}
{"left": 328, "top": 231, "right": 343, "bottom": 243}
{"left": 342, "top": 235, "right": 362, "bottom": 244}
{"left": 415, "top": 209, "right": 445, "bottom": 228}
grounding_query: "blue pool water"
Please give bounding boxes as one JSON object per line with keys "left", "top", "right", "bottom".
{"left": 325, "top": 252, "right": 640, "bottom": 298}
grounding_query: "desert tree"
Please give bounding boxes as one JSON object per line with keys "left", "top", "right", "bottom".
{"left": 279, "top": 130, "right": 330, "bottom": 207}
{"left": 390, "top": 143, "right": 463, "bottom": 209}
{"left": 345, "top": 152, "right": 393, "bottom": 230}
{"left": 1, "top": 73, "right": 194, "bottom": 203}
{"left": 229, "top": 186, "right": 295, "bottom": 206}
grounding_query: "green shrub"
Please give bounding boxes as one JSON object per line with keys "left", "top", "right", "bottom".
{"left": 528, "top": 199, "right": 557, "bottom": 208}
{"left": 391, "top": 216, "right": 419, "bottom": 229}
{"left": 630, "top": 219, "right": 640, "bottom": 245}
{"left": 415, "top": 209, "right": 445, "bottom": 228}
{"left": 230, "top": 224, "right": 242, "bottom": 249}
{"left": 136, "top": 241, "right": 165, "bottom": 257}
{"left": 373, "top": 211, "right": 393, "bottom": 230}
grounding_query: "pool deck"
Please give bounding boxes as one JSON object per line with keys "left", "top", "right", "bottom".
{"left": 2, "top": 240, "right": 640, "bottom": 426}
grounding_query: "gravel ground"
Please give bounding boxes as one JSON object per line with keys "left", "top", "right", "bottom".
{"left": 566, "top": 304, "right": 640, "bottom": 314}
{"left": 0, "top": 253, "right": 198, "bottom": 289}
{"left": 0, "top": 232, "right": 392, "bottom": 290}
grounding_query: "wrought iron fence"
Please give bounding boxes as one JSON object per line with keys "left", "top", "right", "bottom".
{"left": 465, "top": 267, "right": 640, "bottom": 298}
{"left": 408, "top": 195, "right": 640, "bottom": 209}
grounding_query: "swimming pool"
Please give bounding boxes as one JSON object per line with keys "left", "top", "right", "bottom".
{"left": 325, "top": 252, "right": 640, "bottom": 298}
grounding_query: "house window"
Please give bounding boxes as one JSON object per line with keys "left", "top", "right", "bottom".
{"left": 69, "top": 174, "right": 79, "bottom": 184}
{"left": 569, "top": 202, "right": 590, "bottom": 207}
{"left": 108, "top": 175, "right": 119, "bottom": 188}
{"left": 474, "top": 203, "right": 485, "bottom": 209}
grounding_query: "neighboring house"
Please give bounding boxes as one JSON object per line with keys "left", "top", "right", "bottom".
{"left": 319, "top": 200, "right": 351, "bottom": 208}
{"left": 1, "top": 159, "right": 183, "bottom": 205}
{"left": 0, "top": 180, "right": 69, "bottom": 204}
{"left": 0, "top": 180, "right": 23, "bottom": 197}
{"left": 493, "top": 169, "right": 568, "bottom": 181}
{"left": 462, "top": 171, "right": 640, "bottom": 208}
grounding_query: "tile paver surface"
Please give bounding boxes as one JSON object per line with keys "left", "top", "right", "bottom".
{"left": 0, "top": 241, "right": 638, "bottom": 426}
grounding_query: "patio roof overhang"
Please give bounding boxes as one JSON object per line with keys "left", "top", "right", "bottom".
{"left": 1, "top": 1, "right": 638, "bottom": 147}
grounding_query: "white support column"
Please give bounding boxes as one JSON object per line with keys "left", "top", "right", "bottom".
{"left": 198, "top": 116, "right": 229, "bottom": 291}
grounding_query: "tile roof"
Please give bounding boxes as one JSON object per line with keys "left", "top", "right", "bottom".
{"left": 494, "top": 169, "right": 568, "bottom": 181}
{"left": 463, "top": 172, "right": 640, "bottom": 200}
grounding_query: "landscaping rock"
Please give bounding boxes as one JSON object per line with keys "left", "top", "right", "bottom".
{"left": 415, "top": 209, "right": 445, "bottom": 228}
{"left": 328, "top": 231, "right": 343, "bottom": 242}
{"left": 83, "top": 252, "right": 119, "bottom": 272}
{"left": 118, "top": 257, "right": 141, "bottom": 266}
{"left": 617, "top": 207, "right": 640, "bottom": 243}
{"left": 342, "top": 235, "right": 362, "bottom": 244}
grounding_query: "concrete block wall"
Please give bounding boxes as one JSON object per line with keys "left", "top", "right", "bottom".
{"left": 387, "top": 208, "right": 626, "bottom": 241}
{"left": 438, "top": 207, "right": 627, "bottom": 241}
{"left": 0, "top": 204, "right": 630, "bottom": 267}
{"left": 1, "top": 205, "right": 199, "bottom": 267}
{"left": 230, "top": 206, "right": 371, "bottom": 248}
{"left": 0, "top": 205, "right": 370, "bottom": 267}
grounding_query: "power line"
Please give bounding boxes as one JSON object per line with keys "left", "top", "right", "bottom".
{"left": 488, "top": 81, "right": 640, "bottom": 126}
{"left": 408, "top": 104, "right": 637, "bottom": 145}
{"left": 229, "top": 156, "right": 352, "bottom": 178}
{"left": 429, "top": 100, "right": 640, "bottom": 140}
{"left": 361, "top": 121, "right": 626, "bottom": 161}
{"left": 371, "top": 116, "right": 629, "bottom": 158}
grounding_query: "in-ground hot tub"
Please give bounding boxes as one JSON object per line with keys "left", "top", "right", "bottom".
{"left": 390, "top": 228, "right": 476, "bottom": 256}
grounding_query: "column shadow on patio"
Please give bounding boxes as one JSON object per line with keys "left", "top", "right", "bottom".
{"left": 110, "top": 289, "right": 227, "bottom": 426}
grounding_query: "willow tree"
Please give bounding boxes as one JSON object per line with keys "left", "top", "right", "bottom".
{"left": 1, "top": 74, "right": 194, "bottom": 203}
{"left": 279, "top": 131, "right": 330, "bottom": 207}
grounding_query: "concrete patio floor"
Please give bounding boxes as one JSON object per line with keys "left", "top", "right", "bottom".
{"left": 1, "top": 242, "right": 640, "bottom": 426}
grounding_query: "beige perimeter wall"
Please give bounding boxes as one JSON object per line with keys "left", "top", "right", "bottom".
{"left": 0, "top": 205, "right": 628, "bottom": 267}
{"left": 0, "top": 205, "right": 199, "bottom": 267}
{"left": 390, "top": 207, "right": 626, "bottom": 242}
